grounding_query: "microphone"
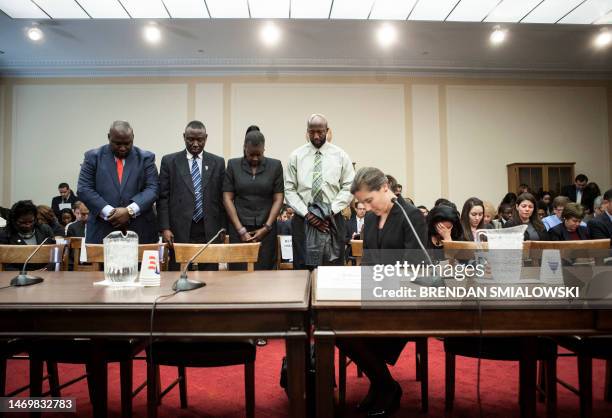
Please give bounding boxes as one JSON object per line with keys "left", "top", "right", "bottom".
{"left": 391, "top": 198, "right": 445, "bottom": 287}
{"left": 172, "top": 228, "right": 226, "bottom": 292}
{"left": 10, "top": 237, "right": 51, "bottom": 287}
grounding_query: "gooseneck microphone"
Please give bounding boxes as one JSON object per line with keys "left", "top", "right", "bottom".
{"left": 10, "top": 237, "right": 51, "bottom": 287}
{"left": 172, "top": 228, "right": 226, "bottom": 292}
{"left": 391, "top": 198, "right": 444, "bottom": 287}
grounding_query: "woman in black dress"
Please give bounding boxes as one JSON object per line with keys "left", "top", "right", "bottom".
{"left": 223, "top": 128, "right": 284, "bottom": 269}
{"left": 336, "top": 167, "right": 427, "bottom": 417}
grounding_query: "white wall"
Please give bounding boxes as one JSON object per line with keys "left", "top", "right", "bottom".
{"left": 230, "top": 83, "right": 406, "bottom": 182}
{"left": 446, "top": 85, "right": 609, "bottom": 207}
{"left": 2, "top": 79, "right": 610, "bottom": 210}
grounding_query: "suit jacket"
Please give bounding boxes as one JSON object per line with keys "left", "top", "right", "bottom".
{"left": 66, "top": 221, "right": 86, "bottom": 238}
{"left": 77, "top": 145, "right": 159, "bottom": 244}
{"left": 51, "top": 192, "right": 79, "bottom": 219}
{"left": 588, "top": 213, "right": 612, "bottom": 239}
{"left": 549, "top": 223, "right": 590, "bottom": 241}
{"left": 157, "top": 150, "right": 226, "bottom": 243}
{"left": 561, "top": 185, "right": 582, "bottom": 203}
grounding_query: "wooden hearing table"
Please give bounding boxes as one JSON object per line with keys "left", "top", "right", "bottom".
{"left": 0, "top": 270, "right": 311, "bottom": 418}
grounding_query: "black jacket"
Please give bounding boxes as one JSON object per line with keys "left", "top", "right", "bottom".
{"left": 504, "top": 219, "right": 549, "bottom": 241}
{"left": 0, "top": 224, "right": 55, "bottom": 245}
{"left": 51, "top": 192, "right": 79, "bottom": 219}
{"left": 588, "top": 213, "right": 612, "bottom": 240}
{"left": 549, "top": 223, "right": 590, "bottom": 241}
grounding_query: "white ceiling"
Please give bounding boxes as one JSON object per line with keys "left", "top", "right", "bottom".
{"left": 0, "top": 0, "right": 611, "bottom": 23}
{"left": 0, "top": 3, "right": 610, "bottom": 78}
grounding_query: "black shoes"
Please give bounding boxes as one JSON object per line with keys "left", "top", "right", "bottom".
{"left": 366, "top": 380, "right": 402, "bottom": 417}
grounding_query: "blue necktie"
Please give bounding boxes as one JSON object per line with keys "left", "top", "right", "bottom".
{"left": 192, "top": 157, "right": 204, "bottom": 222}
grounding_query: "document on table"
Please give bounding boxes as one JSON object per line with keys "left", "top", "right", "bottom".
{"left": 316, "top": 266, "right": 362, "bottom": 301}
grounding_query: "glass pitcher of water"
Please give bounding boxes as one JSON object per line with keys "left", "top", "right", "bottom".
{"left": 103, "top": 231, "right": 139, "bottom": 283}
{"left": 475, "top": 225, "right": 527, "bottom": 282}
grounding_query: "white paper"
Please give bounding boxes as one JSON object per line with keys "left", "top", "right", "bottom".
{"left": 279, "top": 235, "right": 293, "bottom": 261}
{"left": 93, "top": 279, "right": 144, "bottom": 287}
{"left": 316, "top": 266, "right": 362, "bottom": 301}
{"left": 58, "top": 203, "right": 72, "bottom": 211}
{"left": 0, "top": 216, "right": 6, "bottom": 228}
{"left": 79, "top": 237, "right": 88, "bottom": 263}
{"left": 140, "top": 250, "right": 161, "bottom": 279}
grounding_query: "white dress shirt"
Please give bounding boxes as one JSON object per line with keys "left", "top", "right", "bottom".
{"left": 100, "top": 157, "right": 141, "bottom": 220}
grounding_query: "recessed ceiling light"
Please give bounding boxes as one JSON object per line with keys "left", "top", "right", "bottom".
{"left": 490, "top": 26, "right": 507, "bottom": 45}
{"left": 143, "top": 23, "right": 161, "bottom": 44}
{"left": 261, "top": 22, "right": 281, "bottom": 46}
{"left": 377, "top": 24, "right": 397, "bottom": 48}
{"left": 594, "top": 29, "right": 611, "bottom": 48}
{"left": 27, "top": 27, "right": 44, "bottom": 42}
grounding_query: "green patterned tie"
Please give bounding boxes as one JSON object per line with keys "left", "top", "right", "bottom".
{"left": 312, "top": 150, "right": 323, "bottom": 203}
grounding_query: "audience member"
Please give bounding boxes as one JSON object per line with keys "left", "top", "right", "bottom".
{"left": 417, "top": 205, "right": 429, "bottom": 218}
{"left": 504, "top": 192, "right": 549, "bottom": 241}
{"left": 587, "top": 188, "right": 612, "bottom": 239}
{"left": 542, "top": 196, "right": 571, "bottom": 231}
{"left": 36, "top": 205, "right": 65, "bottom": 237}
{"left": 560, "top": 174, "right": 588, "bottom": 204}
{"left": 460, "top": 197, "right": 488, "bottom": 241}
{"left": 0, "top": 200, "right": 55, "bottom": 245}
{"left": 51, "top": 182, "right": 78, "bottom": 219}
{"left": 426, "top": 204, "right": 462, "bottom": 249}
{"left": 549, "top": 203, "right": 590, "bottom": 241}
{"left": 59, "top": 208, "right": 75, "bottom": 229}
{"left": 66, "top": 202, "right": 89, "bottom": 238}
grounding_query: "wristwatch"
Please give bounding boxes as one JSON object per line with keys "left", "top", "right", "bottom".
{"left": 127, "top": 206, "right": 135, "bottom": 218}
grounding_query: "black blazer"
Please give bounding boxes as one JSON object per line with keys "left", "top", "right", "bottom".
{"left": 51, "top": 192, "right": 79, "bottom": 219}
{"left": 157, "top": 150, "right": 226, "bottom": 243}
{"left": 362, "top": 198, "right": 427, "bottom": 262}
{"left": 66, "top": 221, "right": 86, "bottom": 238}
{"left": 560, "top": 185, "right": 580, "bottom": 203}
{"left": 549, "top": 223, "right": 590, "bottom": 241}
{"left": 588, "top": 213, "right": 612, "bottom": 239}
{"left": 504, "top": 219, "right": 550, "bottom": 241}
{"left": 0, "top": 224, "right": 55, "bottom": 245}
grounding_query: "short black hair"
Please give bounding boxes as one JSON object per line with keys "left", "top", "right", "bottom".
{"left": 7, "top": 200, "right": 38, "bottom": 233}
{"left": 185, "top": 120, "right": 206, "bottom": 131}
{"left": 603, "top": 188, "right": 612, "bottom": 201}
{"left": 246, "top": 125, "right": 260, "bottom": 135}
{"left": 434, "top": 198, "right": 457, "bottom": 211}
{"left": 417, "top": 205, "right": 428, "bottom": 211}
{"left": 575, "top": 174, "right": 588, "bottom": 182}
{"left": 58, "top": 183, "right": 69, "bottom": 189}
{"left": 244, "top": 131, "right": 265, "bottom": 147}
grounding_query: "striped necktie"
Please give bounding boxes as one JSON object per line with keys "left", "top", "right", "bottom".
{"left": 312, "top": 150, "right": 323, "bottom": 203}
{"left": 191, "top": 157, "right": 204, "bottom": 222}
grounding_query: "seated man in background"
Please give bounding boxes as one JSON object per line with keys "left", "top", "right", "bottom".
{"left": 66, "top": 202, "right": 89, "bottom": 238}
{"left": 51, "top": 182, "right": 78, "bottom": 219}
{"left": 588, "top": 188, "right": 612, "bottom": 239}
{"left": 560, "top": 174, "right": 588, "bottom": 204}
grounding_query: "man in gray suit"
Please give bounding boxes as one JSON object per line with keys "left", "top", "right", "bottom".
{"left": 157, "top": 120, "right": 226, "bottom": 270}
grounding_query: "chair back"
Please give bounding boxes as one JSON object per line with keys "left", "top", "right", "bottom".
{"left": 173, "top": 243, "right": 261, "bottom": 272}
{"left": 0, "top": 244, "right": 66, "bottom": 271}
{"left": 350, "top": 239, "right": 363, "bottom": 265}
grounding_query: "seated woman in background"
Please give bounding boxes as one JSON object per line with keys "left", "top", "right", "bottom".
{"left": 0, "top": 200, "right": 55, "bottom": 245}
{"left": 36, "top": 205, "right": 65, "bottom": 237}
{"left": 540, "top": 191, "right": 552, "bottom": 215}
{"left": 549, "top": 203, "right": 590, "bottom": 241}
{"left": 336, "top": 167, "right": 427, "bottom": 417}
{"left": 504, "top": 193, "right": 549, "bottom": 241}
{"left": 483, "top": 201, "right": 497, "bottom": 228}
{"left": 536, "top": 200, "right": 549, "bottom": 220}
{"left": 460, "top": 197, "right": 491, "bottom": 242}
{"left": 58, "top": 208, "right": 76, "bottom": 229}
{"left": 426, "top": 204, "right": 463, "bottom": 249}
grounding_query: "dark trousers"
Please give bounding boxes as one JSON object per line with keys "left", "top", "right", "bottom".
{"left": 228, "top": 223, "right": 277, "bottom": 270}
{"left": 291, "top": 213, "right": 345, "bottom": 270}
{"left": 168, "top": 219, "right": 218, "bottom": 271}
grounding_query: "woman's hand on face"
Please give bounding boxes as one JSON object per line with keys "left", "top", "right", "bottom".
{"left": 435, "top": 223, "right": 452, "bottom": 241}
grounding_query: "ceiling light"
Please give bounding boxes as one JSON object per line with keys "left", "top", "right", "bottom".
{"left": 27, "top": 27, "right": 44, "bottom": 42}
{"left": 377, "top": 24, "right": 397, "bottom": 48}
{"left": 594, "top": 29, "right": 611, "bottom": 48}
{"left": 143, "top": 24, "right": 161, "bottom": 44}
{"left": 490, "top": 26, "right": 507, "bottom": 45}
{"left": 261, "top": 23, "right": 281, "bottom": 46}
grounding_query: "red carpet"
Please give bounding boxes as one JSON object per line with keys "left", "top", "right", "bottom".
{"left": 5, "top": 338, "right": 612, "bottom": 417}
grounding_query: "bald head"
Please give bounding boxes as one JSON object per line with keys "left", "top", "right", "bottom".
{"left": 306, "top": 113, "right": 329, "bottom": 149}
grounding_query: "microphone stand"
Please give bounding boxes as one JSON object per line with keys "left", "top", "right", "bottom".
{"left": 10, "top": 237, "right": 51, "bottom": 287}
{"left": 172, "top": 228, "right": 225, "bottom": 292}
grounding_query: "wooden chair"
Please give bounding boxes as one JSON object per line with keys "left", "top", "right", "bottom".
{"left": 30, "top": 242, "right": 168, "bottom": 418}
{"left": 350, "top": 239, "right": 363, "bottom": 266}
{"left": 442, "top": 240, "right": 557, "bottom": 417}
{"left": 0, "top": 243, "right": 67, "bottom": 271}
{"left": 528, "top": 239, "right": 611, "bottom": 418}
{"left": 276, "top": 235, "right": 293, "bottom": 270}
{"left": 147, "top": 243, "right": 261, "bottom": 418}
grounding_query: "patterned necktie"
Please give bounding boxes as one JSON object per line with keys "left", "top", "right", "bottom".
{"left": 191, "top": 157, "right": 204, "bottom": 222}
{"left": 312, "top": 150, "right": 323, "bottom": 203}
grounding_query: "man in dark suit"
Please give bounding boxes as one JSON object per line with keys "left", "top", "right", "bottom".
{"left": 560, "top": 174, "right": 589, "bottom": 204}
{"left": 51, "top": 182, "right": 79, "bottom": 219}
{"left": 66, "top": 202, "right": 89, "bottom": 238}
{"left": 588, "top": 188, "right": 612, "bottom": 239}
{"left": 77, "top": 120, "right": 159, "bottom": 244}
{"left": 157, "top": 120, "right": 226, "bottom": 269}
